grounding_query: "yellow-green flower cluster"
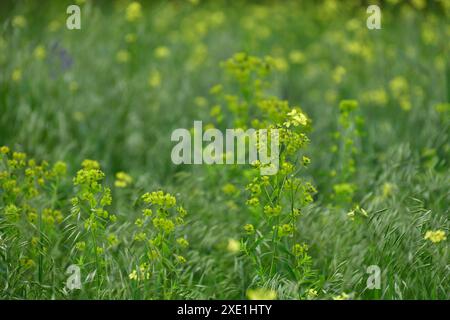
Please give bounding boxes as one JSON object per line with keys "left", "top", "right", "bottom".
{"left": 292, "top": 243, "right": 308, "bottom": 256}
{"left": 4, "top": 204, "right": 20, "bottom": 222}
{"left": 332, "top": 183, "right": 356, "bottom": 204}
{"left": 222, "top": 52, "right": 272, "bottom": 85}
{"left": 154, "top": 46, "right": 170, "bottom": 59}
{"left": 129, "top": 262, "right": 150, "bottom": 281}
{"left": 73, "top": 166, "right": 105, "bottom": 202}
{"left": 424, "top": 230, "right": 446, "bottom": 243}
{"left": 1, "top": 147, "right": 68, "bottom": 202}
{"left": 0, "top": 147, "right": 77, "bottom": 285}
{"left": 72, "top": 160, "right": 115, "bottom": 236}
{"left": 33, "top": 45, "right": 46, "bottom": 60}
{"left": 81, "top": 159, "right": 100, "bottom": 170}
{"left": 42, "top": 208, "right": 63, "bottom": 225}
{"left": 0, "top": 146, "right": 10, "bottom": 154}
{"left": 75, "top": 241, "right": 86, "bottom": 251}
{"left": 245, "top": 176, "right": 270, "bottom": 207}
{"left": 19, "top": 257, "right": 35, "bottom": 269}
{"left": 138, "top": 199, "right": 185, "bottom": 236}
{"left": 107, "top": 233, "right": 119, "bottom": 247}
{"left": 226, "top": 238, "right": 241, "bottom": 253}
{"left": 263, "top": 204, "right": 281, "bottom": 217}
{"left": 125, "top": 2, "right": 142, "bottom": 22}
{"left": 142, "top": 190, "right": 177, "bottom": 208}
{"left": 175, "top": 254, "right": 187, "bottom": 264}
{"left": 148, "top": 70, "right": 161, "bottom": 88}
{"left": 333, "top": 292, "right": 351, "bottom": 300}
{"left": 114, "top": 171, "right": 133, "bottom": 188}
{"left": 153, "top": 217, "right": 175, "bottom": 234}
{"left": 212, "top": 54, "right": 316, "bottom": 287}
{"left": 176, "top": 237, "right": 189, "bottom": 248}
{"left": 307, "top": 288, "right": 318, "bottom": 299}
{"left": 346, "top": 205, "right": 368, "bottom": 221}
{"left": 134, "top": 190, "right": 189, "bottom": 264}
{"left": 284, "top": 108, "right": 308, "bottom": 127}
{"left": 9, "top": 152, "right": 27, "bottom": 168}
{"left": 276, "top": 223, "right": 295, "bottom": 237}
{"left": 116, "top": 50, "right": 130, "bottom": 64}
{"left": 127, "top": 190, "right": 190, "bottom": 286}
{"left": 222, "top": 183, "right": 238, "bottom": 195}
{"left": 243, "top": 224, "right": 255, "bottom": 234}
{"left": 246, "top": 288, "right": 277, "bottom": 300}
{"left": 389, "top": 76, "right": 412, "bottom": 111}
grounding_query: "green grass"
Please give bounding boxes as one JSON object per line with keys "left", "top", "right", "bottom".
{"left": 0, "top": 0, "right": 448, "bottom": 299}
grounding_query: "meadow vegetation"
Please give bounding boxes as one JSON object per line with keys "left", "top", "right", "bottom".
{"left": 0, "top": 0, "right": 448, "bottom": 299}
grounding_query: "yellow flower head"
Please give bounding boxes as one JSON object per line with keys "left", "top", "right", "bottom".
{"left": 382, "top": 182, "right": 396, "bottom": 198}
{"left": 333, "top": 292, "right": 350, "bottom": 300}
{"left": 246, "top": 288, "right": 277, "bottom": 300}
{"left": 126, "top": 2, "right": 142, "bottom": 22}
{"left": 148, "top": 70, "right": 161, "bottom": 88}
{"left": 20, "top": 258, "right": 35, "bottom": 269}
{"left": 81, "top": 159, "right": 100, "bottom": 170}
{"left": 142, "top": 208, "right": 153, "bottom": 217}
{"left": 226, "top": 238, "right": 240, "bottom": 253}
{"left": 412, "top": 0, "right": 426, "bottom": 10}
{"left": 114, "top": 180, "right": 126, "bottom": 188}
{"left": 424, "top": 230, "right": 446, "bottom": 243}
{"left": 116, "top": 50, "right": 130, "bottom": 63}
{"left": 307, "top": 289, "right": 318, "bottom": 299}
{"left": 175, "top": 255, "right": 186, "bottom": 264}
{"left": 222, "top": 183, "right": 237, "bottom": 195}
{"left": 128, "top": 264, "right": 151, "bottom": 281}
{"left": 115, "top": 171, "right": 133, "bottom": 188}
{"left": 289, "top": 50, "right": 305, "bottom": 64}
{"left": 272, "top": 57, "right": 288, "bottom": 72}
{"left": 129, "top": 270, "right": 138, "bottom": 280}
{"left": 243, "top": 224, "right": 255, "bottom": 234}
{"left": 31, "top": 237, "right": 39, "bottom": 247}
{"left": 264, "top": 204, "right": 282, "bottom": 217}
{"left": 194, "top": 96, "right": 207, "bottom": 108}
{"left": 134, "top": 232, "right": 147, "bottom": 242}
{"left": 107, "top": 233, "right": 119, "bottom": 246}
{"left": 389, "top": 76, "right": 408, "bottom": 97}
{"left": 285, "top": 109, "right": 308, "bottom": 127}
{"left": 75, "top": 241, "right": 86, "bottom": 251}
{"left": 142, "top": 190, "right": 176, "bottom": 208}
{"left": 154, "top": 46, "right": 170, "bottom": 59}
{"left": 176, "top": 237, "right": 189, "bottom": 248}
{"left": 347, "top": 210, "right": 355, "bottom": 221}
{"left": 0, "top": 146, "right": 10, "bottom": 154}
{"left": 33, "top": 45, "right": 46, "bottom": 60}
{"left": 292, "top": 243, "right": 308, "bottom": 256}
